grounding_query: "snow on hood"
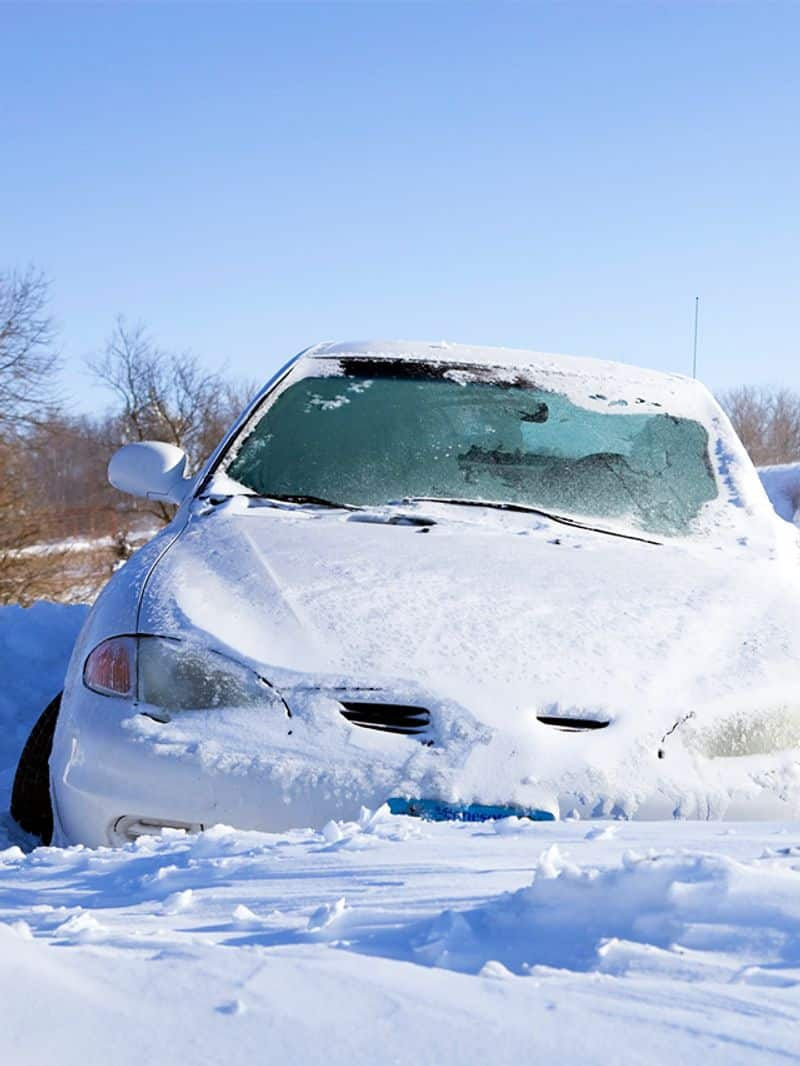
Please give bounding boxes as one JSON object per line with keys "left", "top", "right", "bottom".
{"left": 139, "top": 498, "right": 800, "bottom": 820}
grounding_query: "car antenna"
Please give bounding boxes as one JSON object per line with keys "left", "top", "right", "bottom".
{"left": 692, "top": 295, "right": 700, "bottom": 379}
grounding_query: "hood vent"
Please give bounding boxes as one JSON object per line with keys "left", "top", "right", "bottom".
{"left": 537, "top": 714, "right": 609, "bottom": 732}
{"left": 339, "top": 701, "right": 432, "bottom": 738}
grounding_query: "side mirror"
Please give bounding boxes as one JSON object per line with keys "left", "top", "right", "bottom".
{"left": 108, "top": 442, "right": 189, "bottom": 504}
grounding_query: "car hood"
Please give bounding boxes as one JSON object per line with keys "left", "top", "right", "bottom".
{"left": 138, "top": 499, "right": 800, "bottom": 818}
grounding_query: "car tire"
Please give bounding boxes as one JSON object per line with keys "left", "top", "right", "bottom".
{"left": 11, "top": 693, "right": 61, "bottom": 845}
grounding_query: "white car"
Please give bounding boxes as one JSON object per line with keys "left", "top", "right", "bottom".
{"left": 12, "top": 340, "right": 800, "bottom": 846}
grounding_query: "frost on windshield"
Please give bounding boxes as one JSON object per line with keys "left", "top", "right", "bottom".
{"left": 225, "top": 374, "right": 718, "bottom": 536}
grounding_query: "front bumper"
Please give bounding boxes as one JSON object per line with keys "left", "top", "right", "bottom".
{"left": 50, "top": 685, "right": 446, "bottom": 847}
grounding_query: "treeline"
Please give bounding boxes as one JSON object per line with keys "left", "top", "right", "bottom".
{"left": 716, "top": 387, "right": 800, "bottom": 468}
{"left": 0, "top": 268, "right": 253, "bottom": 604}
{"left": 2, "top": 267, "right": 799, "bottom": 605}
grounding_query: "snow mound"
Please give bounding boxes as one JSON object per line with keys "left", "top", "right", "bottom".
{"left": 758, "top": 463, "right": 800, "bottom": 524}
{"left": 389, "top": 845, "right": 800, "bottom": 977}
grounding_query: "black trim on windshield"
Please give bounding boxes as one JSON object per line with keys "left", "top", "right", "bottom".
{"left": 329, "top": 356, "right": 539, "bottom": 389}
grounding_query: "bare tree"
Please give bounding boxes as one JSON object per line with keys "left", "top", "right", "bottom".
{"left": 719, "top": 386, "right": 800, "bottom": 467}
{"left": 25, "top": 412, "right": 123, "bottom": 537}
{"left": 0, "top": 433, "right": 77, "bottom": 604}
{"left": 0, "top": 268, "right": 60, "bottom": 429}
{"left": 0, "top": 269, "right": 73, "bottom": 602}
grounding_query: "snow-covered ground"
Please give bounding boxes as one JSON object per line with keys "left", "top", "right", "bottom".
{"left": 4, "top": 815, "right": 800, "bottom": 1065}
{"left": 2, "top": 604, "right": 800, "bottom": 1063}
{"left": 0, "top": 601, "right": 88, "bottom": 795}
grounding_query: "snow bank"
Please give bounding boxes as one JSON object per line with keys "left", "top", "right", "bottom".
{"left": 370, "top": 844, "right": 800, "bottom": 977}
{"left": 0, "top": 602, "right": 87, "bottom": 807}
{"left": 1, "top": 814, "right": 800, "bottom": 1064}
{"left": 758, "top": 463, "right": 800, "bottom": 524}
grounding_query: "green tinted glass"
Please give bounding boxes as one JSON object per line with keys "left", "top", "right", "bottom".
{"left": 226, "top": 374, "right": 717, "bottom": 536}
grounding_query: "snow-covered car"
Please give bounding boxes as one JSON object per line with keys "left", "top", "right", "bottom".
{"left": 13, "top": 340, "right": 800, "bottom": 846}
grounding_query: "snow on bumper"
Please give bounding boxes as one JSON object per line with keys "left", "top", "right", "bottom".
{"left": 51, "top": 679, "right": 576, "bottom": 846}
{"left": 51, "top": 675, "right": 800, "bottom": 848}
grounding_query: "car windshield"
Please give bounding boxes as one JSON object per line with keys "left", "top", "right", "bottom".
{"left": 224, "top": 368, "right": 718, "bottom": 537}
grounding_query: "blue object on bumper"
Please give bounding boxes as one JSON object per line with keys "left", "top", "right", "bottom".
{"left": 387, "top": 797, "right": 556, "bottom": 822}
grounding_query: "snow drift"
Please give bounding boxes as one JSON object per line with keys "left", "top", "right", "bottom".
{"left": 759, "top": 462, "right": 800, "bottom": 524}
{"left": 0, "top": 602, "right": 87, "bottom": 815}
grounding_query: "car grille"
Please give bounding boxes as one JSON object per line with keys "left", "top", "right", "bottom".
{"left": 339, "top": 701, "right": 432, "bottom": 737}
{"left": 536, "top": 714, "right": 609, "bottom": 732}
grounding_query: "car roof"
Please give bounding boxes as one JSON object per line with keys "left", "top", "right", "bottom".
{"left": 299, "top": 339, "right": 716, "bottom": 422}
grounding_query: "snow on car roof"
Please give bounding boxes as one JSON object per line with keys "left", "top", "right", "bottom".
{"left": 302, "top": 339, "right": 715, "bottom": 421}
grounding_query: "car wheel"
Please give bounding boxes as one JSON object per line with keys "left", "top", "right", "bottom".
{"left": 11, "top": 693, "right": 61, "bottom": 845}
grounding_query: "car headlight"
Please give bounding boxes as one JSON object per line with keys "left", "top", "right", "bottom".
{"left": 84, "top": 635, "right": 280, "bottom": 713}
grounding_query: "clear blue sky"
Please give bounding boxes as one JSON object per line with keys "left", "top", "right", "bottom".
{"left": 2, "top": 1, "right": 799, "bottom": 411}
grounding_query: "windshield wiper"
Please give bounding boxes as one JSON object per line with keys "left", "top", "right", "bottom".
{"left": 402, "top": 497, "right": 661, "bottom": 545}
{"left": 253, "top": 493, "right": 361, "bottom": 511}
